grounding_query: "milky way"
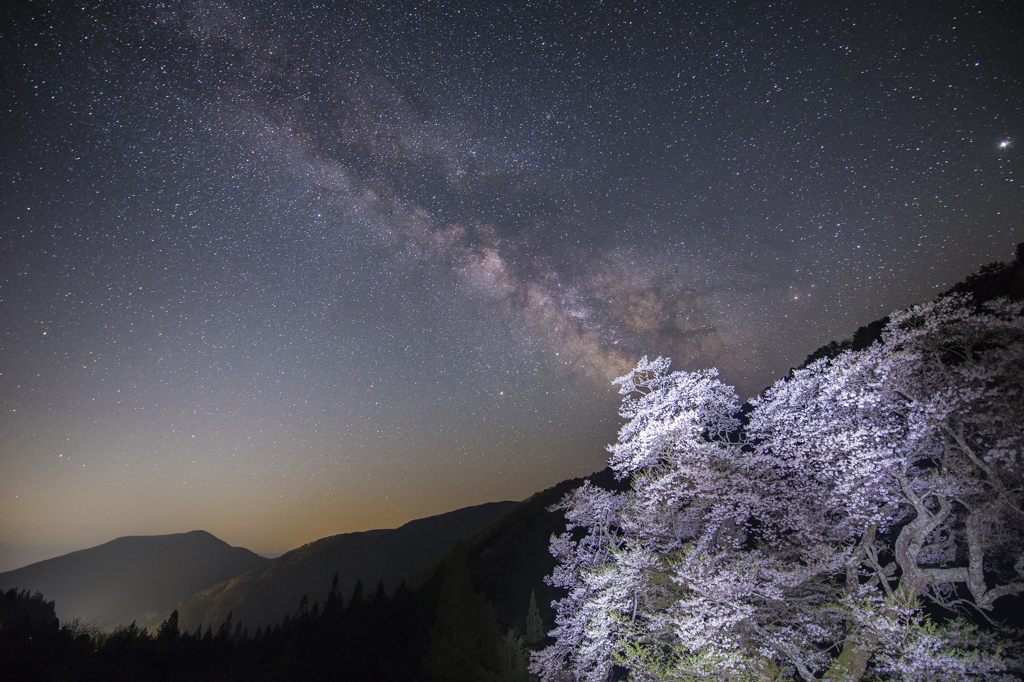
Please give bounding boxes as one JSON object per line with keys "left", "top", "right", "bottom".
{"left": 1, "top": 0, "right": 1020, "bottom": 560}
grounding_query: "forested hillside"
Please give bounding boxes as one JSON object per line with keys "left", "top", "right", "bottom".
{"left": 176, "top": 500, "right": 518, "bottom": 632}
{"left": 3, "top": 249, "right": 1022, "bottom": 681}
{"left": 0, "top": 472, "right": 619, "bottom": 681}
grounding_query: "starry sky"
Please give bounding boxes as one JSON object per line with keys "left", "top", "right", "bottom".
{"left": 1, "top": 0, "right": 1020, "bottom": 563}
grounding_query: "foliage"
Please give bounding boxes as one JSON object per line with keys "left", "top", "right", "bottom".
{"left": 526, "top": 589, "right": 545, "bottom": 647}
{"left": 0, "top": 588, "right": 91, "bottom": 681}
{"left": 424, "top": 544, "right": 501, "bottom": 682}
{"left": 0, "top": 474, "right": 599, "bottom": 681}
{"left": 534, "top": 296, "right": 1024, "bottom": 682}
{"left": 498, "top": 626, "right": 535, "bottom": 682}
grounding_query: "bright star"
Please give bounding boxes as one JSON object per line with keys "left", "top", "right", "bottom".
{"left": 1000, "top": 140, "right": 1011, "bottom": 148}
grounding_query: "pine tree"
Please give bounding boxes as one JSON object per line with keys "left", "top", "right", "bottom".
{"left": 525, "top": 589, "right": 543, "bottom": 647}
{"left": 155, "top": 610, "right": 179, "bottom": 653}
{"left": 424, "top": 547, "right": 500, "bottom": 682}
{"left": 497, "top": 627, "right": 531, "bottom": 682}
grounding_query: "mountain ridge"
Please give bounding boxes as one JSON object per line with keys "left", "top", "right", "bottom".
{"left": 0, "top": 530, "right": 267, "bottom": 630}
{"left": 175, "top": 500, "right": 520, "bottom": 631}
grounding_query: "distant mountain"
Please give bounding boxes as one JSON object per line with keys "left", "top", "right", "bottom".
{"left": 0, "top": 541, "right": 79, "bottom": 573}
{"left": 0, "top": 530, "right": 267, "bottom": 631}
{"left": 177, "top": 500, "right": 519, "bottom": 632}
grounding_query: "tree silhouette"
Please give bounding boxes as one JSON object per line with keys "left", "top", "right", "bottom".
{"left": 525, "top": 589, "right": 543, "bottom": 647}
{"left": 424, "top": 544, "right": 500, "bottom": 682}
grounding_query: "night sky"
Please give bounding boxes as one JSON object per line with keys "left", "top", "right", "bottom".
{"left": 1, "top": 0, "right": 1020, "bottom": 563}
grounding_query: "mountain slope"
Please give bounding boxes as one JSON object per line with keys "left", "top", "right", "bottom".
{"left": 177, "top": 500, "right": 519, "bottom": 631}
{"left": 425, "top": 467, "right": 630, "bottom": 634}
{"left": 0, "top": 530, "right": 267, "bottom": 630}
{"left": 799, "top": 242, "right": 1024, "bottom": 370}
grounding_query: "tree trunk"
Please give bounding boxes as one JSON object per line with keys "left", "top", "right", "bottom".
{"left": 821, "top": 638, "right": 873, "bottom": 682}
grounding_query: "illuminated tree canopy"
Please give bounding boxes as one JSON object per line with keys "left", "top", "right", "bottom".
{"left": 534, "top": 296, "right": 1024, "bottom": 682}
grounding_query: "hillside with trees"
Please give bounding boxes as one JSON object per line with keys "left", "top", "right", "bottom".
{"left": 2, "top": 248, "right": 1023, "bottom": 680}
{"left": 176, "top": 500, "right": 519, "bottom": 632}
{"left": 534, "top": 250, "right": 1024, "bottom": 681}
